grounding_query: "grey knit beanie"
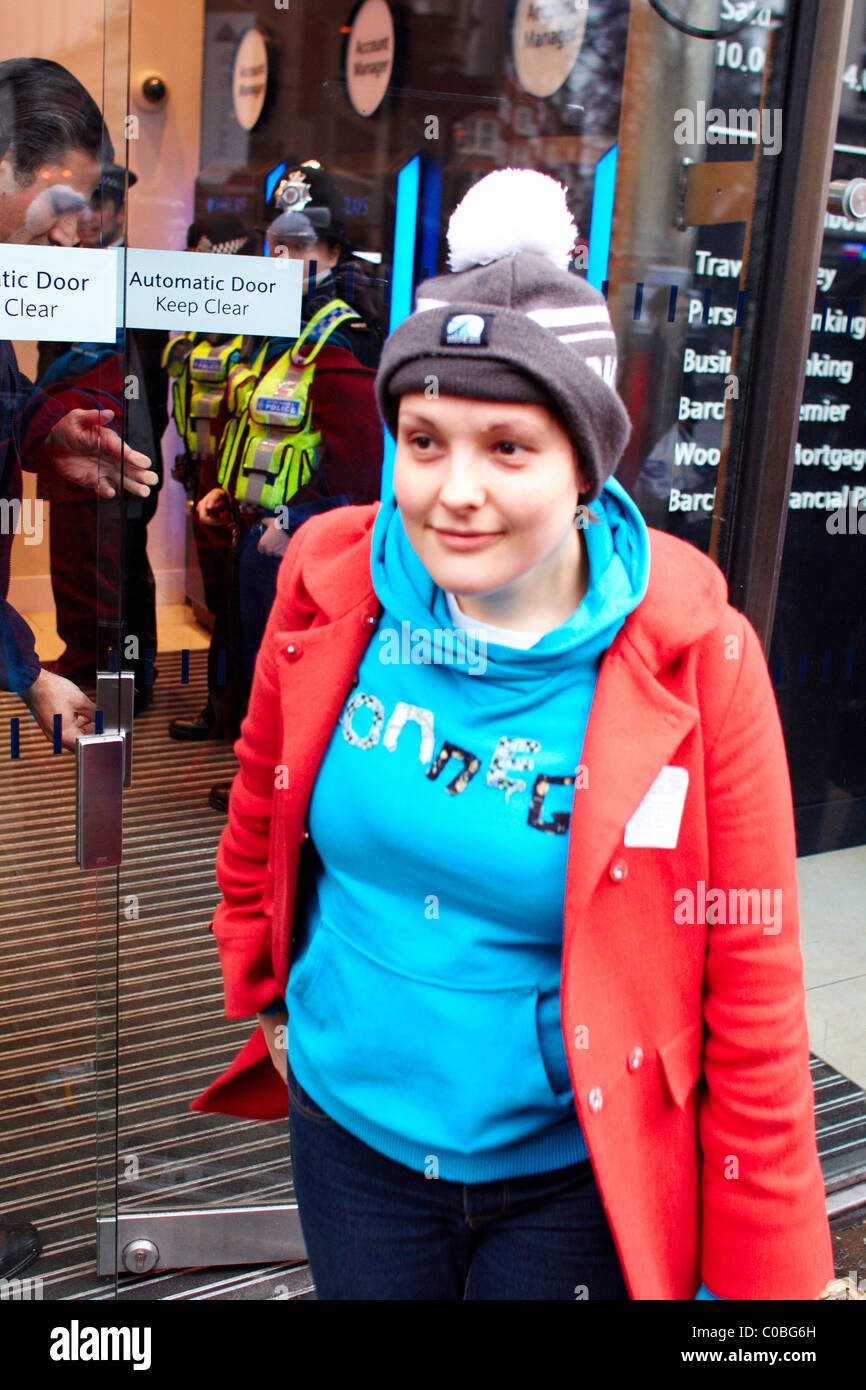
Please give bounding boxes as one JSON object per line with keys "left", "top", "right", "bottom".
{"left": 376, "top": 170, "right": 631, "bottom": 503}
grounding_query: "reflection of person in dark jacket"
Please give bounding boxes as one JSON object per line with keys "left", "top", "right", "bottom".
{"left": 34, "top": 164, "right": 168, "bottom": 712}
{"left": 166, "top": 215, "right": 262, "bottom": 745}
{"left": 197, "top": 164, "right": 384, "bottom": 811}
{"left": 0, "top": 55, "right": 156, "bottom": 1285}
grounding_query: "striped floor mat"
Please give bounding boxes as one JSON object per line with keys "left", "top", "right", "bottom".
{"left": 0, "top": 650, "right": 307, "bottom": 1299}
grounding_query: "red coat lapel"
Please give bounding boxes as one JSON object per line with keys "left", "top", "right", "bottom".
{"left": 563, "top": 635, "right": 699, "bottom": 931}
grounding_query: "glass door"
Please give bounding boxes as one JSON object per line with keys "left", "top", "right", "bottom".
{"left": 0, "top": 0, "right": 131, "bottom": 1301}
{"left": 98, "top": 6, "right": 307, "bottom": 1287}
{"left": 0, "top": 0, "right": 305, "bottom": 1299}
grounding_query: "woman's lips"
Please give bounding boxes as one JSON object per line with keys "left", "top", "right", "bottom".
{"left": 431, "top": 527, "right": 503, "bottom": 551}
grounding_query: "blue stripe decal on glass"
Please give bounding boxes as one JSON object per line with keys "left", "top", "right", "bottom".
{"left": 388, "top": 155, "right": 420, "bottom": 335}
{"left": 419, "top": 159, "right": 442, "bottom": 288}
{"left": 265, "top": 161, "right": 287, "bottom": 206}
{"left": 382, "top": 155, "right": 421, "bottom": 496}
{"left": 587, "top": 144, "right": 617, "bottom": 291}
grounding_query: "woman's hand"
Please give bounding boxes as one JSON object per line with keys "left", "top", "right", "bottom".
{"left": 258, "top": 1010, "right": 288, "bottom": 1081}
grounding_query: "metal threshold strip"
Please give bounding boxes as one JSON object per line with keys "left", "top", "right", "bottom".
{"left": 97, "top": 1205, "right": 307, "bottom": 1277}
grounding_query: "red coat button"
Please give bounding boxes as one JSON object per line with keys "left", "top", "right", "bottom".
{"left": 285, "top": 643, "right": 302, "bottom": 661}
{"left": 609, "top": 858, "right": 628, "bottom": 882}
{"left": 362, "top": 612, "right": 378, "bottom": 630}
{"left": 627, "top": 1047, "right": 643, "bottom": 1072}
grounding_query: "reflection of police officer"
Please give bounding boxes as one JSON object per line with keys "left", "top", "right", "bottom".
{"left": 198, "top": 164, "right": 385, "bottom": 810}
{"left": 166, "top": 216, "right": 260, "bottom": 743}
{"left": 79, "top": 161, "right": 135, "bottom": 248}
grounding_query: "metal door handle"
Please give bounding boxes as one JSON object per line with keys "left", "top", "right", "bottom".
{"left": 96, "top": 670, "right": 134, "bottom": 787}
{"left": 74, "top": 670, "right": 134, "bottom": 870}
{"left": 76, "top": 733, "right": 124, "bottom": 869}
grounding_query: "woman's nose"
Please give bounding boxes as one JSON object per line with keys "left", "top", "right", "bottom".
{"left": 437, "top": 457, "right": 485, "bottom": 509}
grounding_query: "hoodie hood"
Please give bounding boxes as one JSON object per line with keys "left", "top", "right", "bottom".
{"left": 369, "top": 475, "right": 651, "bottom": 681}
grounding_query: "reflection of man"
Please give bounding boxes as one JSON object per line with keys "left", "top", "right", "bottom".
{"left": 37, "top": 162, "right": 168, "bottom": 711}
{"left": 78, "top": 162, "right": 136, "bottom": 248}
{"left": 0, "top": 58, "right": 156, "bottom": 749}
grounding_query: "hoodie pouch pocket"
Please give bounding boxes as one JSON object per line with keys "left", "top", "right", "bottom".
{"left": 286, "top": 918, "right": 574, "bottom": 1158}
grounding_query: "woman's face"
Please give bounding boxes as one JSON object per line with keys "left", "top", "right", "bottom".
{"left": 393, "top": 392, "right": 587, "bottom": 600}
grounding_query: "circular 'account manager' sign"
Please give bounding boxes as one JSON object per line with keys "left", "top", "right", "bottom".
{"left": 346, "top": 0, "right": 395, "bottom": 117}
{"left": 512, "top": 0, "right": 587, "bottom": 99}
{"left": 232, "top": 27, "right": 269, "bottom": 131}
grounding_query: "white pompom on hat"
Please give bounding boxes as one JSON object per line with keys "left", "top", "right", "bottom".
{"left": 376, "top": 169, "right": 630, "bottom": 503}
{"left": 447, "top": 168, "right": 578, "bottom": 273}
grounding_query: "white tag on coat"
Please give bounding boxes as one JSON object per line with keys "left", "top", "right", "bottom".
{"left": 624, "top": 766, "right": 689, "bottom": 849}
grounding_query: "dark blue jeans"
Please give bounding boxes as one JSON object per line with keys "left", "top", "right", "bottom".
{"left": 286, "top": 1057, "right": 630, "bottom": 1300}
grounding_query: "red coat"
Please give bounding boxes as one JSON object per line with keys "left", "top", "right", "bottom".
{"left": 192, "top": 502, "right": 834, "bottom": 1301}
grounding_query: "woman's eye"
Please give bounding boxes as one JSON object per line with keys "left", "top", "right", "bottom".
{"left": 409, "top": 433, "right": 435, "bottom": 449}
{"left": 494, "top": 440, "right": 523, "bottom": 458}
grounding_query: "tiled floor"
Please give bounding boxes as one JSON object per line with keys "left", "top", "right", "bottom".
{"left": 20, "top": 604, "right": 209, "bottom": 666}
{"left": 799, "top": 846, "right": 866, "bottom": 1091}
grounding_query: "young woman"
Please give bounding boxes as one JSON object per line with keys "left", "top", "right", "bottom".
{"left": 193, "top": 170, "right": 834, "bottom": 1301}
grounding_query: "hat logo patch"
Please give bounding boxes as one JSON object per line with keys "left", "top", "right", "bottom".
{"left": 442, "top": 312, "right": 490, "bottom": 346}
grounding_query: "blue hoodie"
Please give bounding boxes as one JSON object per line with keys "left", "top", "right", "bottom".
{"left": 285, "top": 477, "right": 651, "bottom": 1182}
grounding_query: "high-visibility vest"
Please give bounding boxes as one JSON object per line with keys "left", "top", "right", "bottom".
{"left": 162, "top": 333, "right": 252, "bottom": 458}
{"left": 216, "top": 299, "right": 362, "bottom": 511}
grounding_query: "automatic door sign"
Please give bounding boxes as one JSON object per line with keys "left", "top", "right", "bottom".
{"left": 124, "top": 248, "right": 302, "bottom": 335}
{"left": 0, "top": 245, "right": 118, "bottom": 342}
{"left": 512, "top": 0, "right": 587, "bottom": 99}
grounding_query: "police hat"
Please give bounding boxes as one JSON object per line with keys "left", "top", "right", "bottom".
{"left": 268, "top": 161, "right": 350, "bottom": 250}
